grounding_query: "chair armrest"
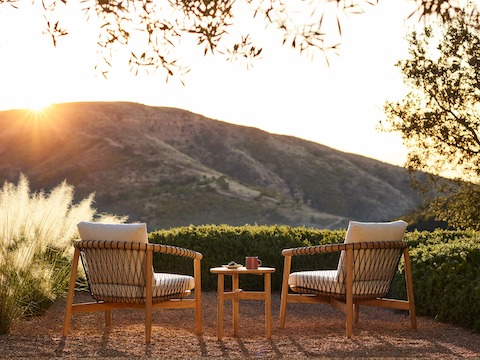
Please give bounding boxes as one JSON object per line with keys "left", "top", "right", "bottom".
{"left": 75, "top": 240, "right": 202, "bottom": 260}
{"left": 282, "top": 240, "right": 407, "bottom": 257}
{"left": 151, "top": 243, "right": 203, "bottom": 260}
{"left": 282, "top": 243, "right": 346, "bottom": 257}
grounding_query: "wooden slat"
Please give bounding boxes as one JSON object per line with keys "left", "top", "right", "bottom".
{"left": 145, "top": 250, "right": 153, "bottom": 344}
{"left": 355, "top": 298, "right": 410, "bottom": 310}
{"left": 403, "top": 248, "right": 417, "bottom": 329}
{"left": 265, "top": 273, "right": 272, "bottom": 339}
{"left": 285, "top": 293, "right": 330, "bottom": 304}
{"left": 62, "top": 248, "right": 80, "bottom": 337}
{"left": 233, "top": 273, "right": 239, "bottom": 336}
{"left": 345, "top": 248, "right": 354, "bottom": 338}
{"left": 330, "top": 298, "right": 346, "bottom": 313}
{"left": 223, "top": 291, "right": 266, "bottom": 301}
{"left": 217, "top": 273, "right": 224, "bottom": 341}
{"left": 194, "top": 258, "right": 202, "bottom": 335}
{"left": 279, "top": 255, "right": 291, "bottom": 328}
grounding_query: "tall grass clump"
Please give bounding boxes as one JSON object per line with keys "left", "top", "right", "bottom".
{"left": 0, "top": 175, "right": 124, "bottom": 334}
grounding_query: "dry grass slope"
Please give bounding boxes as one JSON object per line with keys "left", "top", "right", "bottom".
{"left": 0, "top": 102, "right": 422, "bottom": 231}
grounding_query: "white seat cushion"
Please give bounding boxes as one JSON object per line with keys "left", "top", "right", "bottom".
{"left": 289, "top": 270, "right": 343, "bottom": 294}
{"left": 288, "top": 270, "right": 392, "bottom": 297}
{"left": 90, "top": 273, "right": 195, "bottom": 303}
{"left": 153, "top": 272, "right": 195, "bottom": 294}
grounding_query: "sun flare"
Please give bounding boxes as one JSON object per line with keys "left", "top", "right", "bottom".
{"left": 27, "top": 100, "right": 53, "bottom": 112}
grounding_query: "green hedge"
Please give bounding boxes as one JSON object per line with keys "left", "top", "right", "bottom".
{"left": 149, "top": 224, "right": 344, "bottom": 291}
{"left": 393, "top": 230, "right": 480, "bottom": 332}
{"left": 149, "top": 225, "right": 480, "bottom": 332}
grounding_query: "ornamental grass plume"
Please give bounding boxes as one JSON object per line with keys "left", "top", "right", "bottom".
{"left": 0, "top": 174, "right": 125, "bottom": 334}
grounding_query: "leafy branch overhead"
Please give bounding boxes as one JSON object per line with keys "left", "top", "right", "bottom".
{"left": 382, "top": 7, "right": 480, "bottom": 230}
{"left": 1, "top": 0, "right": 476, "bottom": 78}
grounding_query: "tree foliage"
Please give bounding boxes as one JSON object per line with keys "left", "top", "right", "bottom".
{"left": 382, "top": 7, "right": 480, "bottom": 230}
{"left": 1, "top": 0, "right": 476, "bottom": 79}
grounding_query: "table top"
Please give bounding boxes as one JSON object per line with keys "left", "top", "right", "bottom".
{"left": 210, "top": 266, "right": 275, "bottom": 274}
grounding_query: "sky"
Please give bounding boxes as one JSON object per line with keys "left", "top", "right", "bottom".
{"left": 0, "top": 0, "right": 420, "bottom": 166}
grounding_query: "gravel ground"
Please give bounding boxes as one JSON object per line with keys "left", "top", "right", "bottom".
{"left": 1, "top": 291, "right": 479, "bottom": 359}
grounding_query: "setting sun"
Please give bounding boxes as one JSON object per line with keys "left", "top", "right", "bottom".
{"left": 0, "top": 0, "right": 417, "bottom": 166}
{"left": 27, "top": 100, "right": 53, "bottom": 112}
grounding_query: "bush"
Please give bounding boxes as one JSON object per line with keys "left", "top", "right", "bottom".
{"left": 149, "top": 224, "right": 345, "bottom": 291}
{"left": 391, "top": 230, "right": 480, "bottom": 332}
{"left": 0, "top": 175, "right": 123, "bottom": 334}
{"left": 151, "top": 225, "right": 480, "bottom": 333}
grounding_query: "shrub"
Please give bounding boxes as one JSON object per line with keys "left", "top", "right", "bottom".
{"left": 392, "top": 230, "right": 480, "bottom": 332}
{"left": 149, "top": 224, "right": 345, "bottom": 291}
{"left": 0, "top": 175, "right": 123, "bottom": 334}
{"left": 151, "top": 225, "right": 480, "bottom": 333}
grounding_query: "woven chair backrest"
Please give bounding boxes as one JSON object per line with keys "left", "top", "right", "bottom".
{"left": 337, "top": 221, "right": 407, "bottom": 285}
{"left": 77, "top": 222, "right": 149, "bottom": 289}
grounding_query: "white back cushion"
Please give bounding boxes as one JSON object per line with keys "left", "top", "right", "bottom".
{"left": 337, "top": 220, "right": 408, "bottom": 283}
{"left": 76, "top": 222, "right": 149, "bottom": 290}
{"left": 344, "top": 220, "right": 408, "bottom": 244}
{"left": 77, "top": 222, "right": 148, "bottom": 243}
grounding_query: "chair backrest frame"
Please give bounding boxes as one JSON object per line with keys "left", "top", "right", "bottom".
{"left": 76, "top": 222, "right": 151, "bottom": 302}
{"left": 337, "top": 221, "right": 408, "bottom": 285}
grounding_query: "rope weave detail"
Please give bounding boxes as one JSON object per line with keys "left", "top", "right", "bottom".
{"left": 77, "top": 240, "right": 197, "bottom": 304}
{"left": 286, "top": 241, "right": 407, "bottom": 300}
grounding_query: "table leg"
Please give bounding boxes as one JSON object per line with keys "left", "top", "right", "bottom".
{"left": 217, "top": 274, "right": 224, "bottom": 341}
{"left": 232, "top": 273, "right": 239, "bottom": 336}
{"left": 265, "top": 273, "right": 272, "bottom": 339}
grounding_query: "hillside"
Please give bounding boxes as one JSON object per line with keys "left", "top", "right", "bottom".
{"left": 0, "top": 102, "right": 421, "bottom": 231}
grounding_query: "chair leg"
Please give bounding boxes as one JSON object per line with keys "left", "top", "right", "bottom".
{"left": 346, "top": 298, "right": 354, "bottom": 338}
{"left": 354, "top": 304, "right": 359, "bottom": 324}
{"left": 403, "top": 249, "right": 417, "bottom": 330}
{"left": 345, "top": 248, "right": 354, "bottom": 338}
{"left": 105, "top": 310, "right": 112, "bottom": 327}
{"left": 63, "top": 248, "right": 80, "bottom": 337}
{"left": 194, "top": 258, "right": 202, "bottom": 335}
{"left": 145, "top": 251, "right": 153, "bottom": 344}
{"left": 279, "top": 255, "right": 291, "bottom": 329}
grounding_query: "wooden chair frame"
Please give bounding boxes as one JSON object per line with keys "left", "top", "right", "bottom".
{"left": 63, "top": 240, "right": 202, "bottom": 344}
{"left": 279, "top": 241, "right": 416, "bottom": 338}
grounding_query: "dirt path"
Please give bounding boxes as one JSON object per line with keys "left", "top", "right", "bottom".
{"left": 1, "top": 291, "right": 479, "bottom": 359}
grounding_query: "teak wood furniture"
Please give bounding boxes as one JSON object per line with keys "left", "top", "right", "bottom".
{"left": 210, "top": 266, "right": 276, "bottom": 340}
{"left": 63, "top": 222, "right": 202, "bottom": 344}
{"left": 279, "top": 220, "right": 416, "bottom": 338}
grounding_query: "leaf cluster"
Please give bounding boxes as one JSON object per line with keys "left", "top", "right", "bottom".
{"left": 2, "top": 0, "right": 473, "bottom": 79}
{"left": 382, "top": 6, "right": 480, "bottom": 229}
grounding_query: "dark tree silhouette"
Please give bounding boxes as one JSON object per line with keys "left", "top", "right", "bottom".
{"left": 382, "top": 7, "right": 480, "bottom": 229}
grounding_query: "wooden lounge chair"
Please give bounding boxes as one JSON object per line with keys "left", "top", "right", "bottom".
{"left": 279, "top": 220, "right": 416, "bottom": 338}
{"left": 62, "top": 222, "right": 202, "bottom": 344}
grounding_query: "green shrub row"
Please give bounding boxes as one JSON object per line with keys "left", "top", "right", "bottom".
{"left": 392, "top": 229, "right": 480, "bottom": 332}
{"left": 149, "top": 224, "right": 345, "bottom": 291}
{"left": 150, "top": 225, "right": 480, "bottom": 333}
